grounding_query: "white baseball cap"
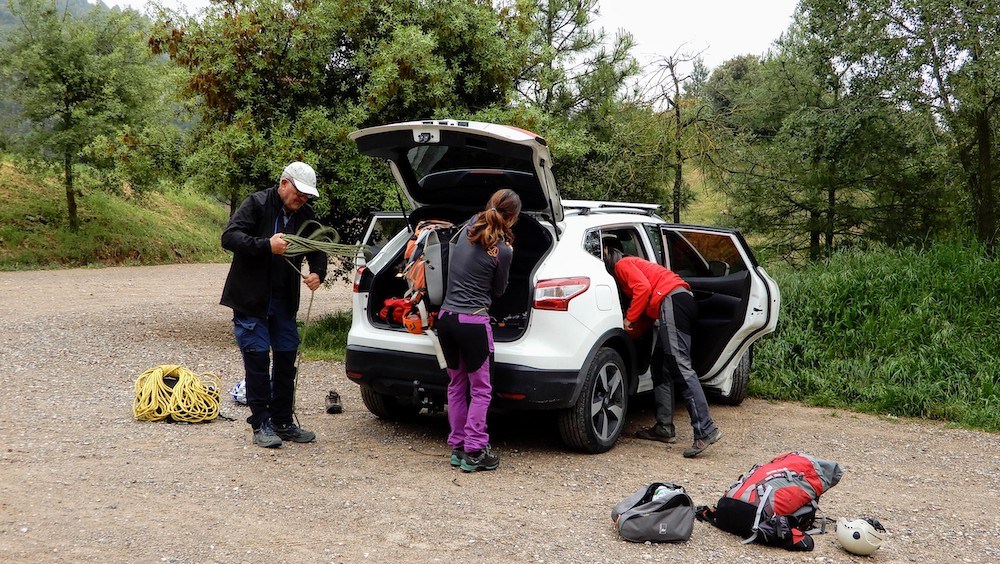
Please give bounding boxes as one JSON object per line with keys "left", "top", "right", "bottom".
{"left": 281, "top": 161, "right": 319, "bottom": 198}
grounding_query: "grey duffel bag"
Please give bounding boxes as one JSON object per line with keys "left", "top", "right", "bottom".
{"left": 612, "top": 482, "right": 695, "bottom": 543}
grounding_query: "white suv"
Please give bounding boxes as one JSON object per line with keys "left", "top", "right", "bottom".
{"left": 345, "top": 120, "right": 780, "bottom": 453}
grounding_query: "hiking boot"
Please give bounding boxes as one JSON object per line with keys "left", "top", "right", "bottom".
{"left": 460, "top": 445, "right": 500, "bottom": 472}
{"left": 252, "top": 422, "right": 283, "bottom": 448}
{"left": 325, "top": 390, "right": 343, "bottom": 414}
{"left": 272, "top": 422, "right": 316, "bottom": 443}
{"left": 635, "top": 426, "right": 678, "bottom": 444}
{"left": 683, "top": 428, "right": 722, "bottom": 458}
{"left": 450, "top": 448, "right": 464, "bottom": 468}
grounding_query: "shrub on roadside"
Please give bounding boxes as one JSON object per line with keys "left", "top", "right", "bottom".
{"left": 753, "top": 240, "right": 1000, "bottom": 432}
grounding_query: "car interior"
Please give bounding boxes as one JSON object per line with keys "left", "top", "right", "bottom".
{"left": 597, "top": 227, "right": 753, "bottom": 376}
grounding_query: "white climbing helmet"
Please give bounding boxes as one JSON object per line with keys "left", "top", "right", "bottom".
{"left": 836, "top": 517, "right": 885, "bottom": 556}
{"left": 230, "top": 378, "right": 247, "bottom": 405}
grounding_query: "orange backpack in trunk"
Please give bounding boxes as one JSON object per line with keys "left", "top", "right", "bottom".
{"left": 401, "top": 219, "right": 457, "bottom": 334}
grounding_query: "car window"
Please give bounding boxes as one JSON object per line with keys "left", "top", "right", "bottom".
{"left": 643, "top": 223, "right": 664, "bottom": 264}
{"left": 683, "top": 231, "right": 748, "bottom": 274}
{"left": 583, "top": 230, "right": 602, "bottom": 258}
{"left": 364, "top": 215, "right": 407, "bottom": 248}
{"left": 361, "top": 214, "right": 408, "bottom": 263}
{"left": 584, "top": 226, "right": 648, "bottom": 262}
{"left": 407, "top": 144, "right": 537, "bottom": 194}
{"left": 664, "top": 230, "right": 748, "bottom": 277}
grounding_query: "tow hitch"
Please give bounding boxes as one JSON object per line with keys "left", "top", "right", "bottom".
{"left": 412, "top": 380, "right": 444, "bottom": 414}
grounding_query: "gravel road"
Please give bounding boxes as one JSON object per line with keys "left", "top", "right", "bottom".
{"left": 1, "top": 263, "right": 997, "bottom": 563}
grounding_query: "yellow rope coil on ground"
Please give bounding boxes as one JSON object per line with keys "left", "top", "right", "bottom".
{"left": 133, "top": 365, "right": 222, "bottom": 423}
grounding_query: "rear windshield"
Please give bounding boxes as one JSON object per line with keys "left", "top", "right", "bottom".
{"left": 406, "top": 145, "right": 538, "bottom": 197}
{"left": 407, "top": 145, "right": 534, "bottom": 181}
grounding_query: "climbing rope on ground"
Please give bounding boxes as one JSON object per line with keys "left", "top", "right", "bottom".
{"left": 133, "top": 365, "right": 223, "bottom": 423}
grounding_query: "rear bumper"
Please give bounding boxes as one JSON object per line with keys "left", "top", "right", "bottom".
{"left": 345, "top": 345, "right": 581, "bottom": 410}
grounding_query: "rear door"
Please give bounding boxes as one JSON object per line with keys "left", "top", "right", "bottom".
{"left": 349, "top": 120, "right": 563, "bottom": 222}
{"left": 655, "top": 226, "right": 780, "bottom": 393}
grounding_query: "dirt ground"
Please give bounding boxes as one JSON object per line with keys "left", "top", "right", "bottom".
{"left": 0, "top": 263, "right": 997, "bottom": 563}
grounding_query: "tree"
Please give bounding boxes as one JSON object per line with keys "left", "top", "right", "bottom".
{"left": 151, "top": 0, "right": 526, "bottom": 229}
{"left": 512, "top": 0, "right": 635, "bottom": 116}
{"left": 2, "top": 0, "right": 157, "bottom": 230}
{"left": 802, "top": 0, "right": 1000, "bottom": 252}
{"left": 498, "top": 0, "right": 680, "bottom": 205}
{"left": 705, "top": 16, "right": 953, "bottom": 261}
{"left": 643, "top": 49, "right": 712, "bottom": 222}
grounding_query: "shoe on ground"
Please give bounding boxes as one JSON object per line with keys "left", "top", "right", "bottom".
{"left": 252, "top": 422, "right": 282, "bottom": 448}
{"left": 634, "top": 427, "right": 678, "bottom": 444}
{"left": 272, "top": 422, "right": 316, "bottom": 443}
{"left": 450, "top": 447, "right": 464, "bottom": 468}
{"left": 325, "top": 390, "right": 343, "bottom": 414}
{"left": 683, "top": 428, "right": 722, "bottom": 458}
{"left": 460, "top": 445, "right": 500, "bottom": 472}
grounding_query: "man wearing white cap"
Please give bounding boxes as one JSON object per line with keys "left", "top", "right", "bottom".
{"left": 220, "top": 161, "right": 328, "bottom": 448}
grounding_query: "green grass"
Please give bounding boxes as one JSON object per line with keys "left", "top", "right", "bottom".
{"left": 680, "top": 167, "right": 730, "bottom": 226}
{"left": 753, "top": 240, "right": 1000, "bottom": 432}
{"left": 300, "top": 310, "right": 353, "bottom": 362}
{"left": 0, "top": 161, "right": 229, "bottom": 269}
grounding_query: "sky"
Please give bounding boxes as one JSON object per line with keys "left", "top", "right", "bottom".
{"left": 107, "top": 0, "right": 800, "bottom": 70}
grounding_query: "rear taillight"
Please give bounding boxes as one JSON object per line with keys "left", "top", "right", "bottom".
{"left": 533, "top": 277, "right": 590, "bottom": 311}
{"left": 352, "top": 266, "right": 366, "bottom": 293}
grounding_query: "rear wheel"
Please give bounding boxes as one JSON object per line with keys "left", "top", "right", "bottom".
{"left": 558, "top": 348, "right": 629, "bottom": 453}
{"left": 360, "top": 385, "right": 421, "bottom": 421}
{"left": 709, "top": 346, "right": 752, "bottom": 406}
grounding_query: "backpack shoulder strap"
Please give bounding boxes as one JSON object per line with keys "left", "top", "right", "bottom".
{"left": 803, "top": 508, "right": 835, "bottom": 536}
{"left": 741, "top": 484, "right": 775, "bottom": 544}
{"left": 695, "top": 505, "right": 718, "bottom": 526}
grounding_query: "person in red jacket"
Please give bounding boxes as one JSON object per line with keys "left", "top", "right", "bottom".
{"left": 604, "top": 246, "right": 722, "bottom": 458}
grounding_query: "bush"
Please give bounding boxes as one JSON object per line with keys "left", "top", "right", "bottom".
{"left": 753, "top": 240, "right": 1000, "bottom": 431}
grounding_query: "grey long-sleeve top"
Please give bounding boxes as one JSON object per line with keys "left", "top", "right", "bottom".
{"left": 440, "top": 221, "right": 513, "bottom": 315}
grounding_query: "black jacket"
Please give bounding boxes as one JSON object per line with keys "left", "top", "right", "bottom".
{"left": 220, "top": 186, "right": 328, "bottom": 318}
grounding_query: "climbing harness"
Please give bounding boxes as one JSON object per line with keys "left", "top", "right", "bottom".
{"left": 133, "top": 365, "right": 223, "bottom": 423}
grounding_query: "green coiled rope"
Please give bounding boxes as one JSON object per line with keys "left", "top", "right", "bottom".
{"left": 281, "top": 220, "right": 363, "bottom": 258}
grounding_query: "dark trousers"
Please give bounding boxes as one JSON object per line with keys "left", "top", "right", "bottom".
{"left": 652, "top": 289, "right": 718, "bottom": 440}
{"left": 233, "top": 294, "right": 301, "bottom": 429}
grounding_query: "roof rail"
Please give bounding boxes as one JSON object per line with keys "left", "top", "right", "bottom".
{"left": 562, "top": 199, "right": 661, "bottom": 216}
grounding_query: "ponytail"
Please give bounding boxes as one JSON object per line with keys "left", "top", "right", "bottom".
{"left": 468, "top": 189, "right": 522, "bottom": 249}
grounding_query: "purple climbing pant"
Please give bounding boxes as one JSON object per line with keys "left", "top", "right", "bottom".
{"left": 436, "top": 310, "right": 494, "bottom": 452}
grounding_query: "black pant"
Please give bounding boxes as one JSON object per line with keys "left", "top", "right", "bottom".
{"left": 651, "top": 290, "right": 718, "bottom": 440}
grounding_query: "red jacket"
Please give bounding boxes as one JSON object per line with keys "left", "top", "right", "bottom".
{"left": 613, "top": 256, "right": 690, "bottom": 325}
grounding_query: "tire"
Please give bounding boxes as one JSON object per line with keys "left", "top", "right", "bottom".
{"left": 558, "top": 348, "right": 629, "bottom": 453}
{"left": 359, "top": 385, "right": 421, "bottom": 421}
{"left": 710, "top": 346, "right": 752, "bottom": 406}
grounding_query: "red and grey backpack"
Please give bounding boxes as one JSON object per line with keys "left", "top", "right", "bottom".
{"left": 696, "top": 452, "right": 843, "bottom": 551}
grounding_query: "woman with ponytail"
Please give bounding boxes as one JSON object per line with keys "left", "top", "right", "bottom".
{"left": 436, "top": 188, "right": 522, "bottom": 472}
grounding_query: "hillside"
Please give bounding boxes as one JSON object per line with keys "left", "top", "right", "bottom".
{"left": 0, "top": 160, "right": 229, "bottom": 269}
{"left": 0, "top": 0, "right": 109, "bottom": 29}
